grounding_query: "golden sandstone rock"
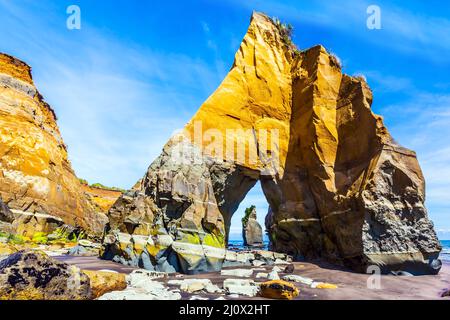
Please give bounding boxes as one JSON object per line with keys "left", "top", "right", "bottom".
{"left": 259, "top": 280, "right": 299, "bottom": 300}
{"left": 0, "top": 243, "right": 17, "bottom": 256}
{"left": 184, "top": 12, "right": 292, "bottom": 173}
{"left": 82, "top": 184, "right": 122, "bottom": 214}
{"left": 102, "top": 13, "right": 439, "bottom": 275}
{"left": 82, "top": 270, "right": 127, "bottom": 299}
{"left": 0, "top": 53, "right": 105, "bottom": 235}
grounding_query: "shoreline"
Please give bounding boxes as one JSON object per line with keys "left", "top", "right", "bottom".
{"left": 55, "top": 256, "right": 450, "bottom": 300}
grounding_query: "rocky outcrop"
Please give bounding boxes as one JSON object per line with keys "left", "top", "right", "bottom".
{"left": 265, "top": 47, "right": 442, "bottom": 274}
{"left": 223, "top": 279, "right": 259, "bottom": 297}
{"left": 0, "top": 53, "right": 104, "bottom": 236}
{"left": 12, "top": 212, "right": 65, "bottom": 238}
{"left": 0, "top": 251, "right": 91, "bottom": 300}
{"left": 242, "top": 206, "right": 263, "bottom": 247}
{"left": 102, "top": 13, "right": 441, "bottom": 275}
{"left": 82, "top": 183, "right": 122, "bottom": 215}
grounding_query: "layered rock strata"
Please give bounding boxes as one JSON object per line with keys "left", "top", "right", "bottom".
{"left": 102, "top": 13, "right": 441, "bottom": 275}
{"left": 0, "top": 54, "right": 103, "bottom": 235}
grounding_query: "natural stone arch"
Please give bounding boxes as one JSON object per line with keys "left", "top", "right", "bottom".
{"left": 101, "top": 12, "right": 441, "bottom": 275}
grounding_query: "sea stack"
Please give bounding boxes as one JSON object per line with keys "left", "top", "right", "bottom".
{"left": 242, "top": 206, "right": 263, "bottom": 248}
{"left": 101, "top": 12, "right": 442, "bottom": 275}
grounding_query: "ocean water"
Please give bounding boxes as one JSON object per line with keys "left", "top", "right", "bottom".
{"left": 228, "top": 240, "right": 450, "bottom": 263}
{"left": 441, "top": 240, "right": 450, "bottom": 262}
{"left": 227, "top": 239, "right": 269, "bottom": 251}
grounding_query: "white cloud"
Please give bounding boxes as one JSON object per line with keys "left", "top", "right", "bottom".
{"left": 376, "top": 91, "right": 450, "bottom": 231}
{"left": 221, "top": 0, "right": 450, "bottom": 63}
{"left": 0, "top": 1, "right": 224, "bottom": 189}
{"left": 201, "top": 21, "right": 210, "bottom": 34}
{"left": 358, "top": 70, "right": 413, "bottom": 92}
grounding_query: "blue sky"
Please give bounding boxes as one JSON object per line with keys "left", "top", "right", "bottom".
{"left": 0, "top": 0, "right": 449, "bottom": 239}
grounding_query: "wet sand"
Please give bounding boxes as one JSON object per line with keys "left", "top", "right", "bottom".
{"left": 55, "top": 256, "right": 450, "bottom": 300}
{"left": 55, "top": 255, "right": 137, "bottom": 274}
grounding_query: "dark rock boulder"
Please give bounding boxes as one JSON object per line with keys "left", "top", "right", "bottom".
{"left": 0, "top": 251, "right": 91, "bottom": 300}
{"left": 442, "top": 288, "right": 450, "bottom": 298}
{"left": 0, "top": 199, "right": 14, "bottom": 223}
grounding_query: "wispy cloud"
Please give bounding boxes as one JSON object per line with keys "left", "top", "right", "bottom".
{"left": 221, "top": 0, "right": 450, "bottom": 63}
{"left": 437, "top": 229, "right": 450, "bottom": 240}
{"left": 377, "top": 91, "right": 450, "bottom": 227}
{"left": 200, "top": 20, "right": 228, "bottom": 80}
{"left": 0, "top": 0, "right": 222, "bottom": 188}
{"left": 357, "top": 70, "right": 414, "bottom": 93}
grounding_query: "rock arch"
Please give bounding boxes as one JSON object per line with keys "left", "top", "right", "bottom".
{"left": 101, "top": 13, "right": 441, "bottom": 275}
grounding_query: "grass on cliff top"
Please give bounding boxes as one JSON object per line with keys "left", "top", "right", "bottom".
{"left": 79, "top": 178, "right": 125, "bottom": 193}
{"left": 242, "top": 205, "right": 256, "bottom": 227}
{"left": 271, "top": 16, "right": 344, "bottom": 67}
{"left": 272, "top": 17, "right": 301, "bottom": 56}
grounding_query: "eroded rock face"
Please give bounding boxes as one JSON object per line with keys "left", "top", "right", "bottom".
{"left": 243, "top": 207, "right": 263, "bottom": 247}
{"left": 265, "top": 48, "right": 442, "bottom": 274}
{"left": 82, "top": 184, "right": 122, "bottom": 216}
{"left": 102, "top": 13, "right": 441, "bottom": 275}
{"left": 12, "top": 212, "right": 65, "bottom": 238}
{"left": 0, "top": 54, "right": 104, "bottom": 235}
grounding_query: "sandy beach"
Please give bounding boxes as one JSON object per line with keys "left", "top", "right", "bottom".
{"left": 55, "top": 256, "right": 450, "bottom": 300}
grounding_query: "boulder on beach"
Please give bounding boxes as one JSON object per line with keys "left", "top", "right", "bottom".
{"left": 223, "top": 279, "right": 259, "bottom": 297}
{"left": 0, "top": 251, "right": 91, "bottom": 300}
{"left": 82, "top": 270, "right": 127, "bottom": 299}
{"left": 67, "top": 239, "right": 101, "bottom": 257}
{"left": 259, "top": 280, "right": 299, "bottom": 300}
{"left": 168, "top": 278, "right": 222, "bottom": 294}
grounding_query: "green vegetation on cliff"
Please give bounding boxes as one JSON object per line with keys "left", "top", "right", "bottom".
{"left": 242, "top": 205, "right": 256, "bottom": 227}
{"left": 79, "top": 178, "right": 126, "bottom": 193}
{"left": 272, "top": 16, "right": 300, "bottom": 55}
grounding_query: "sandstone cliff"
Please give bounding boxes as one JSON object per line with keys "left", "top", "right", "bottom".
{"left": 0, "top": 53, "right": 103, "bottom": 235}
{"left": 81, "top": 183, "right": 122, "bottom": 215}
{"left": 102, "top": 13, "right": 441, "bottom": 275}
